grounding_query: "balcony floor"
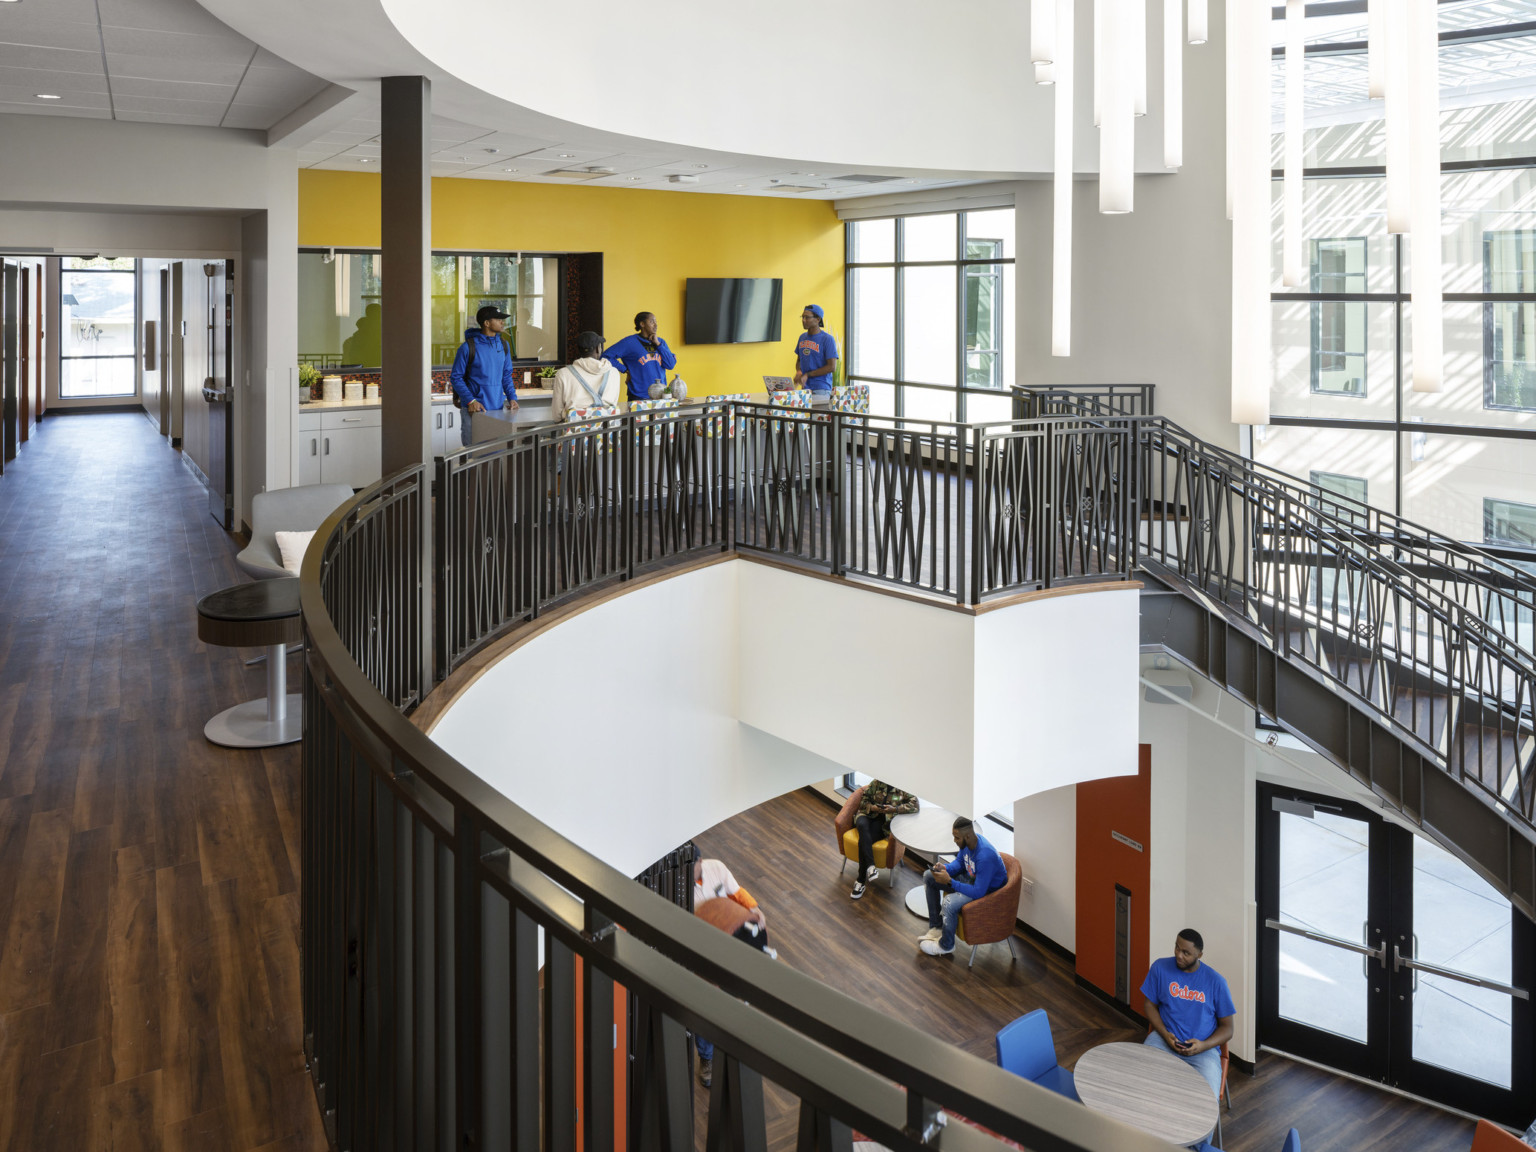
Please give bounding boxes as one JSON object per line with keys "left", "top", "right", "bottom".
{"left": 0, "top": 412, "right": 326, "bottom": 1151}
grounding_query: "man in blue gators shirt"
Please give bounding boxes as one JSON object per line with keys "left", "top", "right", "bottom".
{"left": 793, "top": 304, "right": 839, "bottom": 402}
{"left": 603, "top": 311, "right": 677, "bottom": 400}
{"left": 450, "top": 304, "right": 520, "bottom": 447}
{"left": 919, "top": 816, "right": 1006, "bottom": 958}
{"left": 1141, "top": 929, "right": 1236, "bottom": 1102}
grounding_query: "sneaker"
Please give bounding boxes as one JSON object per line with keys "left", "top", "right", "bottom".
{"left": 763, "top": 946, "right": 778, "bottom": 960}
{"left": 866, "top": 865, "right": 880, "bottom": 883}
{"left": 851, "top": 881, "right": 867, "bottom": 899}
{"left": 922, "top": 927, "right": 943, "bottom": 942}
{"left": 920, "top": 938, "right": 955, "bottom": 957}
{"left": 698, "top": 1056, "right": 712, "bottom": 1089}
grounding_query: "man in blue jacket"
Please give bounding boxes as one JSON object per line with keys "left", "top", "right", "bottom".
{"left": 603, "top": 311, "right": 677, "bottom": 400}
{"left": 919, "top": 816, "right": 1006, "bottom": 957}
{"left": 450, "top": 304, "right": 520, "bottom": 446}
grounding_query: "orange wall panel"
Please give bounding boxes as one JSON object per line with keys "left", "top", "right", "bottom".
{"left": 1075, "top": 744, "right": 1152, "bottom": 1015}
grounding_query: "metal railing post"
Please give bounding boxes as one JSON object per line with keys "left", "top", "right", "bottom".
{"left": 968, "top": 425, "right": 984, "bottom": 605}
{"left": 832, "top": 411, "right": 846, "bottom": 577}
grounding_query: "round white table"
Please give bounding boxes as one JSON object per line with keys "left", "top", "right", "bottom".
{"left": 1073, "top": 1041, "right": 1218, "bottom": 1147}
{"left": 890, "top": 805, "right": 960, "bottom": 917}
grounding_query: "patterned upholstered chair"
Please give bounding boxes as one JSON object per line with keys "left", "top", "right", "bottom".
{"left": 956, "top": 852, "right": 1023, "bottom": 968}
{"left": 833, "top": 786, "right": 906, "bottom": 887}
{"left": 631, "top": 396, "right": 680, "bottom": 446}
{"left": 694, "top": 392, "right": 752, "bottom": 439}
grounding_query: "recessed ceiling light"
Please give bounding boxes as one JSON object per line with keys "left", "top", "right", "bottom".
{"left": 806, "top": 173, "right": 818, "bottom": 177}
{"left": 358, "top": 157, "right": 373, "bottom": 163}
{"left": 558, "top": 153, "right": 573, "bottom": 158}
{"left": 906, "top": 178, "right": 920, "bottom": 183}
{"left": 735, "top": 184, "right": 746, "bottom": 188}
{"left": 483, "top": 147, "right": 499, "bottom": 154}
{"left": 627, "top": 176, "right": 643, "bottom": 181}
{"left": 36, "top": 93, "right": 62, "bottom": 100}
{"left": 502, "top": 167, "right": 518, "bottom": 173}
{"left": 693, "top": 163, "right": 708, "bottom": 169}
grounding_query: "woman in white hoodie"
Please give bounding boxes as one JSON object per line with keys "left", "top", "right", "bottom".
{"left": 550, "top": 330, "right": 622, "bottom": 421}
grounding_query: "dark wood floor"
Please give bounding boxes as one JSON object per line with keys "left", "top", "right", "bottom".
{"left": 0, "top": 413, "right": 326, "bottom": 1151}
{"left": 692, "top": 789, "right": 1478, "bottom": 1152}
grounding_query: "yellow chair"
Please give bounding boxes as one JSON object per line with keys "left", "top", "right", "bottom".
{"left": 835, "top": 785, "right": 906, "bottom": 886}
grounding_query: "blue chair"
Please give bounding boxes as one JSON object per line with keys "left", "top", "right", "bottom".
{"left": 995, "top": 1009, "right": 1080, "bottom": 1102}
{"left": 1281, "top": 1130, "right": 1301, "bottom": 1152}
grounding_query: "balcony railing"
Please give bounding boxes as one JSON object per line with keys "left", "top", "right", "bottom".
{"left": 301, "top": 388, "right": 1535, "bottom": 1151}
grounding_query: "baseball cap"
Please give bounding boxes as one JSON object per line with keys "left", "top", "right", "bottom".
{"left": 804, "top": 304, "right": 825, "bottom": 321}
{"left": 476, "top": 304, "right": 510, "bottom": 324}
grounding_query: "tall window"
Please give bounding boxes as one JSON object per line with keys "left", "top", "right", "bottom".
{"left": 845, "top": 208, "right": 1015, "bottom": 423}
{"left": 1484, "top": 230, "right": 1536, "bottom": 412}
{"left": 1310, "top": 238, "right": 1367, "bottom": 396}
{"left": 1485, "top": 497, "right": 1536, "bottom": 549}
{"left": 60, "top": 256, "right": 137, "bottom": 399}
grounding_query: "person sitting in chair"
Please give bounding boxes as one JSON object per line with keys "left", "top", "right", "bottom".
{"left": 918, "top": 816, "right": 1005, "bottom": 958}
{"left": 850, "top": 779, "right": 917, "bottom": 900}
{"left": 1140, "top": 929, "right": 1235, "bottom": 1100}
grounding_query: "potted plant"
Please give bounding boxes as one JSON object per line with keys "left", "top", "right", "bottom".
{"left": 538, "top": 365, "right": 558, "bottom": 388}
{"left": 298, "top": 363, "right": 321, "bottom": 403}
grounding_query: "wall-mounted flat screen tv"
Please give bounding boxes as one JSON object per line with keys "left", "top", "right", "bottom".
{"left": 684, "top": 277, "right": 783, "bottom": 344}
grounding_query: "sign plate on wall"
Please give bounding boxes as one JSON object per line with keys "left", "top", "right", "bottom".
{"left": 1111, "top": 830, "right": 1144, "bottom": 853}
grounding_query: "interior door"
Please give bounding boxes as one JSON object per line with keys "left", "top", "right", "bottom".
{"left": 33, "top": 261, "right": 44, "bottom": 423}
{"left": 2, "top": 260, "right": 17, "bottom": 466}
{"left": 202, "top": 260, "right": 233, "bottom": 527}
{"left": 1258, "top": 784, "right": 1534, "bottom": 1125}
{"left": 159, "top": 268, "right": 171, "bottom": 435}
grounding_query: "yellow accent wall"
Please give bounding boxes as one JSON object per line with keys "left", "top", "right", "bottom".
{"left": 298, "top": 170, "right": 844, "bottom": 396}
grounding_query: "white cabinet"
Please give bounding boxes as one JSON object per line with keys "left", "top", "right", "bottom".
{"left": 321, "top": 408, "right": 383, "bottom": 488}
{"left": 431, "top": 400, "right": 460, "bottom": 457}
{"left": 298, "top": 412, "right": 322, "bottom": 486}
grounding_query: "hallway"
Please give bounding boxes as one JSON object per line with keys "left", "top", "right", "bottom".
{"left": 0, "top": 413, "right": 325, "bottom": 1150}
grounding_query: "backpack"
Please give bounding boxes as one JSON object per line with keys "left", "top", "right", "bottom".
{"left": 453, "top": 330, "right": 515, "bottom": 408}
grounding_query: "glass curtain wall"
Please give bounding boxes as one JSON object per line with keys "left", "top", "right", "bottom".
{"left": 1259, "top": 8, "right": 1536, "bottom": 566}
{"left": 59, "top": 256, "right": 138, "bottom": 398}
{"left": 845, "top": 209, "right": 1016, "bottom": 423}
{"left": 297, "top": 249, "right": 563, "bottom": 369}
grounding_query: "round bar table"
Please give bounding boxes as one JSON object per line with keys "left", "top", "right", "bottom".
{"left": 197, "top": 577, "right": 303, "bottom": 748}
{"left": 1073, "top": 1041, "right": 1218, "bottom": 1147}
{"left": 890, "top": 805, "right": 960, "bottom": 917}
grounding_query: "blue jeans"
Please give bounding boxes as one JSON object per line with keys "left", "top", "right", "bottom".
{"left": 924, "top": 871, "right": 973, "bottom": 950}
{"left": 696, "top": 1034, "right": 713, "bottom": 1062}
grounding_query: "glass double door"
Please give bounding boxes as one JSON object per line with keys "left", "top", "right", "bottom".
{"left": 1257, "top": 785, "right": 1533, "bottom": 1126}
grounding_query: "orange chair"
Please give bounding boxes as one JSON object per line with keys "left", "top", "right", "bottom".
{"left": 1471, "top": 1120, "right": 1527, "bottom": 1151}
{"left": 835, "top": 786, "right": 906, "bottom": 886}
{"left": 956, "top": 852, "right": 1024, "bottom": 968}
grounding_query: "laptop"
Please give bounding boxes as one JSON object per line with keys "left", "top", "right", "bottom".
{"left": 762, "top": 375, "right": 794, "bottom": 392}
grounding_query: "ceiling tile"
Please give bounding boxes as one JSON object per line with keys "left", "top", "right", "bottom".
{"left": 0, "top": 65, "right": 110, "bottom": 95}
{"left": 0, "top": 18, "right": 104, "bottom": 52}
{"left": 113, "top": 92, "right": 231, "bottom": 116}
{"left": 104, "top": 53, "right": 248, "bottom": 85}
{"left": 0, "top": 81, "right": 110, "bottom": 107}
{"left": 0, "top": 98, "right": 110, "bottom": 118}
{"left": 220, "top": 104, "right": 286, "bottom": 130}
{"left": 97, "top": 0, "right": 235, "bottom": 36}
{"left": 100, "top": 26, "right": 256, "bottom": 66}
{"left": 116, "top": 108, "right": 220, "bottom": 126}
{"left": 459, "top": 131, "right": 560, "bottom": 156}
{"left": 0, "top": 0, "right": 99, "bottom": 26}
{"left": 515, "top": 146, "right": 616, "bottom": 164}
{"left": 0, "top": 43, "right": 104, "bottom": 76}
{"left": 110, "top": 75, "right": 235, "bottom": 103}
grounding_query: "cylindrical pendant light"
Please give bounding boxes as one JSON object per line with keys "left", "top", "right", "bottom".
{"left": 334, "top": 252, "right": 345, "bottom": 317}
{"left": 1410, "top": 0, "right": 1442, "bottom": 392}
{"left": 1100, "top": 0, "right": 1135, "bottom": 213}
{"left": 1033, "top": 0, "right": 1056, "bottom": 64}
{"left": 1094, "top": 0, "right": 1104, "bottom": 127}
{"left": 1165, "top": 0, "right": 1183, "bottom": 168}
{"left": 1385, "top": 3, "right": 1411, "bottom": 233}
{"left": 1132, "top": 0, "right": 1147, "bottom": 117}
{"left": 1188, "top": 0, "right": 1207, "bottom": 45}
{"left": 1054, "top": 0, "right": 1076, "bottom": 356}
{"left": 1367, "top": 0, "right": 1385, "bottom": 99}
{"left": 1036, "top": 60, "right": 1056, "bottom": 84}
{"left": 1231, "top": 0, "right": 1270, "bottom": 425}
{"left": 1282, "top": 0, "right": 1305, "bottom": 287}
{"left": 1224, "top": 0, "right": 1236, "bottom": 219}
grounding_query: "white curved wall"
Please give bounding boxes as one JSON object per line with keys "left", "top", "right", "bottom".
{"left": 428, "top": 560, "right": 1139, "bottom": 876}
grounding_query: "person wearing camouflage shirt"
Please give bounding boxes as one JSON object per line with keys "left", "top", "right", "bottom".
{"left": 852, "top": 780, "right": 918, "bottom": 899}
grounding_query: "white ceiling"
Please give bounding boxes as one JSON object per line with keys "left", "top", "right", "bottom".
{"left": 0, "top": 0, "right": 999, "bottom": 200}
{"left": 0, "top": 0, "right": 329, "bottom": 128}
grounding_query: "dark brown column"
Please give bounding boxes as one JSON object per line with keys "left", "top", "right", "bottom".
{"left": 380, "top": 75, "right": 432, "bottom": 472}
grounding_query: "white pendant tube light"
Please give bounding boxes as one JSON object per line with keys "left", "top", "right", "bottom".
{"left": 1054, "top": 0, "right": 1076, "bottom": 355}
{"left": 1094, "top": 0, "right": 1103, "bottom": 126}
{"left": 1165, "top": 0, "right": 1183, "bottom": 168}
{"left": 1224, "top": 0, "right": 1236, "bottom": 218}
{"left": 1367, "top": 0, "right": 1385, "bottom": 99}
{"left": 335, "top": 254, "right": 350, "bottom": 318}
{"left": 1036, "top": 61, "right": 1056, "bottom": 84}
{"left": 1132, "top": 0, "right": 1147, "bottom": 117}
{"left": 1282, "top": 0, "right": 1304, "bottom": 287}
{"left": 1188, "top": 0, "right": 1207, "bottom": 45}
{"left": 1100, "top": 0, "right": 1135, "bottom": 213}
{"left": 1033, "top": 0, "right": 1057, "bottom": 64}
{"left": 1385, "top": 2, "right": 1411, "bottom": 233}
{"left": 1410, "top": 0, "right": 1442, "bottom": 392}
{"left": 1231, "top": 0, "right": 1270, "bottom": 425}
